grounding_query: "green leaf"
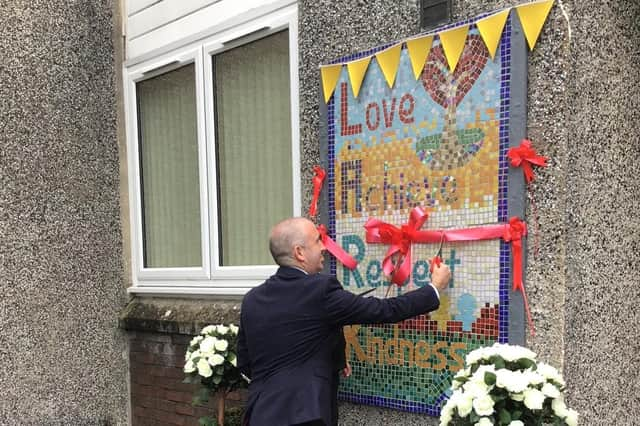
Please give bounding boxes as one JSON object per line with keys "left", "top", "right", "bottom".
{"left": 512, "top": 410, "right": 522, "bottom": 420}
{"left": 517, "top": 358, "right": 535, "bottom": 369}
{"left": 197, "top": 387, "right": 210, "bottom": 402}
{"left": 493, "top": 357, "right": 506, "bottom": 370}
{"left": 212, "top": 375, "right": 222, "bottom": 385}
{"left": 198, "top": 416, "right": 218, "bottom": 426}
{"left": 484, "top": 371, "right": 497, "bottom": 386}
{"left": 499, "top": 408, "right": 511, "bottom": 424}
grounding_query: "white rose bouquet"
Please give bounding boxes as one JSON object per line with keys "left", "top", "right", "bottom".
{"left": 183, "top": 324, "right": 246, "bottom": 426}
{"left": 440, "top": 343, "right": 578, "bottom": 426}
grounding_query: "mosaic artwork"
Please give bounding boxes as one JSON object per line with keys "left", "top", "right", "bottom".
{"left": 324, "top": 20, "right": 515, "bottom": 416}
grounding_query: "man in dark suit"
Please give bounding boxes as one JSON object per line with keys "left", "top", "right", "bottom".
{"left": 237, "top": 217, "right": 451, "bottom": 426}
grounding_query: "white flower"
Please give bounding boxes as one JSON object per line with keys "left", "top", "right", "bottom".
{"left": 185, "top": 350, "right": 192, "bottom": 361}
{"left": 541, "top": 382, "right": 560, "bottom": 398}
{"left": 199, "top": 336, "right": 217, "bottom": 355}
{"left": 208, "top": 353, "right": 225, "bottom": 366}
{"left": 496, "top": 369, "right": 528, "bottom": 393}
{"left": 464, "top": 380, "right": 490, "bottom": 398}
{"left": 552, "top": 397, "right": 569, "bottom": 417}
{"left": 475, "top": 418, "right": 493, "bottom": 426}
{"left": 190, "top": 335, "right": 204, "bottom": 346}
{"left": 456, "top": 393, "right": 474, "bottom": 417}
{"left": 523, "top": 370, "right": 545, "bottom": 386}
{"left": 508, "top": 421, "right": 525, "bottom": 426}
{"left": 183, "top": 360, "right": 196, "bottom": 373}
{"left": 229, "top": 324, "right": 239, "bottom": 335}
{"left": 439, "top": 401, "right": 454, "bottom": 425}
{"left": 216, "top": 324, "right": 229, "bottom": 335}
{"left": 472, "top": 364, "right": 496, "bottom": 380}
{"left": 565, "top": 408, "right": 578, "bottom": 426}
{"left": 497, "top": 343, "right": 536, "bottom": 362}
{"left": 523, "top": 388, "right": 545, "bottom": 410}
{"left": 465, "top": 347, "right": 489, "bottom": 365}
{"left": 200, "top": 325, "right": 216, "bottom": 335}
{"left": 214, "top": 338, "right": 228, "bottom": 352}
{"left": 197, "top": 358, "right": 213, "bottom": 377}
{"left": 537, "top": 362, "right": 565, "bottom": 386}
{"left": 472, "top": 394, "right": 495, "bottom": 416}
{"left": 510, "top": 392, "right": 524, "bottom": 401}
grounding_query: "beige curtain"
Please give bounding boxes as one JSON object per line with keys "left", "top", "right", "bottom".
{"left": 214, "top": 30, "right": 293, "bottom": 266}
{"left": 137, "top": 64, "right": 202, "bottom": 268}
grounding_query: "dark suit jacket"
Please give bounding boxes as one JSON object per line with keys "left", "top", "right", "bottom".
{"left": 237, "top": 266, "right": 440, "bottom": 426}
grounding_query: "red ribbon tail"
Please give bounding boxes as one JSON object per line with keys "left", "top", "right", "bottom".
{"left": 522, "top": 162, "right": 534, "bottom": 183}
{"left": 319, "top": 225, "right": 357, "bottom": 270}
{"left": 309, "top": 187, "right": 321, "bottom": 216}
{"left": 511, "top": 237, "right": 535, "bottom": 336}
{"left": 521, "top": 285, "right": 536, "bottom": 336}
{"left": 392, "top": 247, "right": 412, "bottom": 286}
{"left": 323, "top": 235, "right": 357, "bottom": 270}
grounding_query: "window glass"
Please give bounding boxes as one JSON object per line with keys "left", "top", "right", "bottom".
{"left": 213, "top": 30, "right": 293, "bottom": 266}
{"left": 137, "top": 64, "right": 202, "bottom": 267}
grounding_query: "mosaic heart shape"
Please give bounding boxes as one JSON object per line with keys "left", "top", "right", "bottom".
{"left": 420, "top": 35, "right": 489, "bottom": 108}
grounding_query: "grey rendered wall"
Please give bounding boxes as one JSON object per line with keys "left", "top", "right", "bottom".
{"left": 299, "top": 0, "right": 640, "bottom": 424}
{"left": 0, "top": 1, "right": 129, "bottom": 424}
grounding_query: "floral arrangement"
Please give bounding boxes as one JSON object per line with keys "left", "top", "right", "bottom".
{"left": 183, "top": 324, "right": 246, "bottom": 426}
{"left": 440, "top": 343, "right": 578, "bottom": 426}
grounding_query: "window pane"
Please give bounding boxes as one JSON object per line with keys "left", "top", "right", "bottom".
{"left": 137, "top": 64, "right": 202, "bottom": 268}
{"left": 214, "top": 31, "right": 293, "bottom": 266}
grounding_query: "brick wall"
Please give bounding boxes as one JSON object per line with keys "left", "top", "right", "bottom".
{"left": 129, "top": 331, "right": 246, "bottom": 426}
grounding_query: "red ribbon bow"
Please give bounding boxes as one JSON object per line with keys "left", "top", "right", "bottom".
{"left": 309, "top": 166, "right": 326, "bottom": 217}
{"left": 502, "top": 217, "right": 535, "bottom": 335}
{"left": 317, "top": 224, "right": 357, "bottom": 270}
{"left": 364, "top": 207, "right": 429, "bottom": 286}
{"left": 507, "top": 139, "right": 548, "bottom": 183}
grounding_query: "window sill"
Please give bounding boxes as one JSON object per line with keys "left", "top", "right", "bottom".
{"left": 119, "top": 295, "right": 243, "bottom": 335}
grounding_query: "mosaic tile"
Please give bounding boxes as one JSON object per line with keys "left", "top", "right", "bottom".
{"left": 326, "top": 18, "right": 514, "bottom": 417}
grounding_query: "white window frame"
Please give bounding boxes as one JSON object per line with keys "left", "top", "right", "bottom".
{"left": 123, "top": 3, "right": 300, "bottom": 295}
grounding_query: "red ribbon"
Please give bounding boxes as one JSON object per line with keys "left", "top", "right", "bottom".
{"left": 365, "top": 207, "right": 430, "bottom": 286}
{"left": 364, "top": 208, "right": 535, "bottom": 334}
{"left": 507, "top": 139, "right": 548, "bottom": 183}
{"left": 318, "top": 224, "right": 357, "bottom": 270}
{"left": 502, "top": 217, "right": 535, "bottom": 335}
{"left": 309, "top": 166, "right": 326, "bottom": 217}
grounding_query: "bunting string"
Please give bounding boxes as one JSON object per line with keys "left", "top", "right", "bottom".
{"left": 319, "top": 0, "right": 555, "bottom": 103}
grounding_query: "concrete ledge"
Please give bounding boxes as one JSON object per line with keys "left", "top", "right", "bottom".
{"left": 119, "top": 297, "right": 243, "bottom": 335}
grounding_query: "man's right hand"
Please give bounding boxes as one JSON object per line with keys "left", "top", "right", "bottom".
{"left": 431, "top": 263, "right": 451, "bottom": 291}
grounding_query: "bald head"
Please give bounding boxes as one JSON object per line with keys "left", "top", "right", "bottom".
{"left": 269, "top": 217, "right": 314, "bottom": 267}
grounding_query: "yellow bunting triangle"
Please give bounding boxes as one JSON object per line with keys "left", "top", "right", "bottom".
{"left": 376, "top": 44, "right": 402, "bottom": 88}
{"left": 406, "top": 35, "right": 434, "bottom": 79}
{"left": 476, "top": 9, "right": 510, "bottom": 59}
{"left": 320, "top": 64, "right": 343, "bottom": 104}
{"left": 347, "top": 56, "right": 371, "bottom": 98}
{"left": 439, "top": 25, "right": 469, "bottom": 72}
{"left": 516, "top": 0, "right": 555, "bottom": 50}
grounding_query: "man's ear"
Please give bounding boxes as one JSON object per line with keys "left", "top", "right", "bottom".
{"left": 293, "top": 245, "right": 305, "bottom": 262}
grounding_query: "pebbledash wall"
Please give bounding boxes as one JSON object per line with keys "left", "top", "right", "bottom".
{"left": 120, "top": 1, "right": 640, "bottom": 425}
{"left": 0, "top": 1, "right": 129, "bottom": 424}
{"left": 1, "top": 1, "right": 637, "bottom": 426}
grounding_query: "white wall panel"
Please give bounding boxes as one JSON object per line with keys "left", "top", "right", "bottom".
{"left": 128, "top": 0, "right": 220, "bottom": 38}
{"left": 127, "top": 0, "right": 161, "bottom": 17}
{"left": 125, "top": 0, "right": 292, "bottom": 63}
